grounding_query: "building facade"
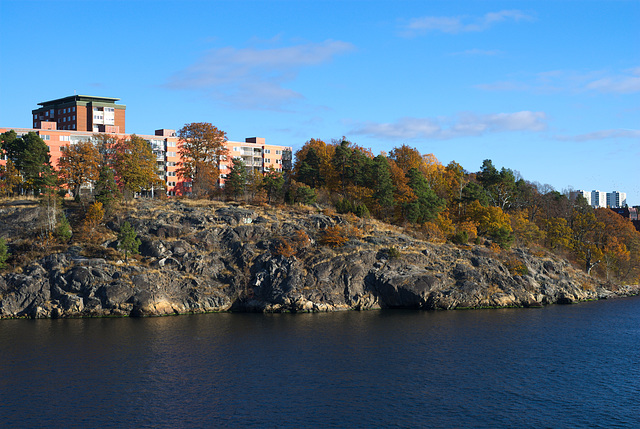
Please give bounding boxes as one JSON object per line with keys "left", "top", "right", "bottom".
{"left": 2, "top": 95, "right": 292, "bottom": 197}
{"left": 32, "top": 95, "right": 126, "bottom": 133}
{"left": 607, "top": 191, "right": 627, "bottom": 208}
{"left": 570, "top": 190, "right": 592, "bottom": 206}
{"left": 590, "top": 190, "right": 607, "bottom": 208}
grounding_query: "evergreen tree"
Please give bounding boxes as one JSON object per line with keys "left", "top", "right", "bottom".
{"left": 225, "top": 158, "right": 248, "bottom": 200}
{"left": 1, "top": 130, "right": 52, "bottom": 194}
{"left": 403, "top": 168, "right": 444, "bottom": 224}
{"left": 0, "top": 238, "right": 10, "bottom": 270}
{"left": 118, "top": 221, "right": 141, "bottom": 264}
{"left": 370, "top": 155, "right": 395, "bottom": 218}
{"left": 95, "top": 166, "right": 121, "bottom": 214}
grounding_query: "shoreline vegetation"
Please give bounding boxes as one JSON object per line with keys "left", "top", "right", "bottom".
{"left": 1, "top": 131, "right": 639, "bottom": 319}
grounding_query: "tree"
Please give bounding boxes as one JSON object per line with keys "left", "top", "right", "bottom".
{"left": 177, "top": 122, "right": 228, "bottom": 197}
{"left": 118, "top": 221, "right": 141, "bottom": 264}
{"left": 466, "top": 200, "right": 514, "bottom": 248}
{"left": 113, "top": 135, "right": 160, "bottom": 199}
{"left": 0, "top": 238, "right": 10, "bottom": 270}
{"left": 403, "top": 168, "right": 444, "bottom": 224}
{"left": 0, "top": 160, "right": 22, "bottom": 197}
{"left": 1, "top": 130, "right": 52, "bottom": 194}
{"left": 94, "top": 166, "right": 121, "bottom": 214}
{"left": 83, "top": 202, "right": 105, "bottom": 238}
{"left": 368, "top": 155, "right": 395, "bottom": 219}
{"left": 58, "top": 140, "right": 100, "bottom": 199}
{"left": 225, "top": 158, "right": 248, "bottom": 200}
{"left": 388, "top": 144, "right": 423, "bottom": 175}
{"left": 262, "top": 169, "right": 285, "bottom": 204}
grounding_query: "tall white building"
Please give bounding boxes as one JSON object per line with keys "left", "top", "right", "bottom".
{"left": 607, "top": 191, "right": 627, "bottom": 208}
{"left": 591, "top": 190, "right": 607, "bottom": 208}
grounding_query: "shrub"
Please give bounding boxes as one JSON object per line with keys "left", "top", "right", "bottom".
{"left": 451, "top": 230, "right": 469, "bottom": 245}
{"left": 319, "top": 225, "right": 349, "bottom": 248}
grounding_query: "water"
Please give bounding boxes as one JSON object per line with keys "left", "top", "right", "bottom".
{"left": 1, "top": 297, "right": 639, "bottom": 428}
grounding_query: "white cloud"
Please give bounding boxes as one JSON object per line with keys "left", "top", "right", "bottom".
{"left": 350, "top": 111, "right": 548, "bottom": 140}
{"left": 585, "top": 68, "right": 640, "bottom": 94}
{"left": 555, "top": 129, "right": 640, "bottom": 142}
{"left": 476, "top": 67, "right": 640, "bottom": 94}
{"left": 165, "top": 40, "right": 355, "bottom": 110}
{"left": 401, "top": 10, "right": 533, "bottom": 36}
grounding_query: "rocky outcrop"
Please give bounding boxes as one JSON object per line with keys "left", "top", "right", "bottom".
{"left": 0, "top": 201, "right": 637, "bottom": 318}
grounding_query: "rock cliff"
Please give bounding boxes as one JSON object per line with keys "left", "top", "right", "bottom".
{"left": 1, "top": 200, "right": 637, "bottom": 318}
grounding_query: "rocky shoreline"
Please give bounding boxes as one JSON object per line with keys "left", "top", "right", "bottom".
{"left": 1, "top": 201, "right": 638, "bottom": 318}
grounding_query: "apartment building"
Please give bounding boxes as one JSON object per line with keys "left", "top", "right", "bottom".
{"left": 571, "top": 189, "right": 629, "bottom": 208}
{"left": 607, "top": 191, "right": 627, "bottom": 208}
{"left": 2, "top": 119, "right": 292, "bottom": 197}
{"left": 32, "top": 95, "right": 126, "bottom": 133}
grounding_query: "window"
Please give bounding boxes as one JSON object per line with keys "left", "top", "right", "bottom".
{"left": 60, "top": 136, "right": 70, "bottom": 141}
{"left": 220, "top": 174, "right": 227, "bottom": 178}
{"left": 41, "top": 134, "right": 50, "bottom": 140}
{"left": 45, "top": 111, "right": 49, "bottom": 117}
{"left": 167, "top": 171, "right": 176, "bottom": 177}
{"left": 72, "top": 124, "right": 75, "bottom": 129}
{"left": 276, "top": 150, "right": 282, "bottom": 155}
{"left": 167, "top": 181, "right": 176, "bottom": 187}
{"left": 276, "top": 159, "right": 282, "bottom": 164}
{"left": 264, "top": 149, "right": 271, "bottom": 154}
{"left": 105, "top": 107, "right": 114, "bottom": 112}
{"left": 167, "top": 141, "right": 176, "bottom": 147}
{"left": 167, "top": 152, "right": 176, "bottom": 157}
{"left": 233, "top": 147, "right": 240, "bottom": 152}
{"left": 264, "top": 158, "right": 271, "bottom": 163}
{"left": 72, "top": 115, "right": 75, "bottom": 120}
{"left": 34, "top": 114, "right": 37, "bottom": 119}
{"left": 72, "top": 107, "right": 76, "bottom": 112}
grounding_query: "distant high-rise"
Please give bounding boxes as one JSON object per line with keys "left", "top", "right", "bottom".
{"left": 32, "top": 95, "right": 126, "bottom": 133}
{"left": 607, "top": 191, "right": 627, "bottom": 208}
{"left": 590, "top": 190, "right": 607, "bottom": 208}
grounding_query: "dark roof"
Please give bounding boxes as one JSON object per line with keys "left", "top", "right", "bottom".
{"left": 37, "top": 95, "right": 121, "bottom": 107}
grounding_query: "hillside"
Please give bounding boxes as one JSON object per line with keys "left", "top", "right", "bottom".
{"left": 0, "top": 199, "right": 637, "bottom": 318}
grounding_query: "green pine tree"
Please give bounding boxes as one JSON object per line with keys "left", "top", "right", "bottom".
{"left": 117, "top": 221, "right": 141, "bottom": 264}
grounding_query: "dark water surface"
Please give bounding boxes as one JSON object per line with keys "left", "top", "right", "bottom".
{"left": 1, "top": 297, "right": 639, "bottom": 428}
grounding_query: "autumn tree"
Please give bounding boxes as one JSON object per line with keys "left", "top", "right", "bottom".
{"left": 293, "top": 138, "right": 335, "bottom": 189}
{"left": 83, "top": 201, "right": 105, "bottom": 237}
{"left": 0, "top": 160, "right": 22, "bottom": 197}
{"left": 466, "top": 200, "right": 514, "bottom": 248}
{"left": 58, "top": 140, "right": 101, "bottom": 199}
{"left": 388, "top": 144, "right": 423, "bottom": 175}
{"left": 177, "top": 122, "right": 228, "bottom": 198}
{"left": 113, "top": 135, "right": 160, "bottom": 199}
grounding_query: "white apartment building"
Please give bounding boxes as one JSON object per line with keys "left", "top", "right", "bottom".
{"left": 590, "top": 190, "right": 607, "bottom": 208}
{"left": 607, "top": 191, "right": 627, "bottom": 208}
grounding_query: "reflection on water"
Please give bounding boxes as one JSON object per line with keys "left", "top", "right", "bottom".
{"left": 1, "top": 297, "right": 639, "bottom": 428}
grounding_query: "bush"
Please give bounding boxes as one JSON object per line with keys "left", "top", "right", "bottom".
{"left": 451, "top": 230, "right": 469, "bottom": 245}
{"left": 319, "top": 225, "right": 349, "bottom": 248}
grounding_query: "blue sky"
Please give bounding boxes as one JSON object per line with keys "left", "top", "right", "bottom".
{"left": 1, "top": 0, "right": 639, "bottom": 204}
